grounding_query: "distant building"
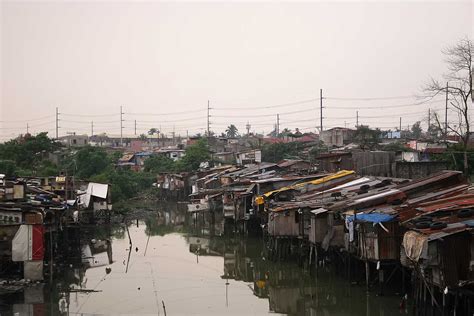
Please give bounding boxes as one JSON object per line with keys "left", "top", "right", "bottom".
{"left": 320, "top": 128, "right": 355, "bottom": 147}
{"left": 58, "top": 134, "right": 89, "bottom": 147}
{"left": 236, "top": 149, "right": 262, "bottom": 165}
{"left": 89, "top": 134, "right": 177, "bottom": 149}
{"left": 385, "top": 131, "right": 401, "bottom": 139}
{"left": 157, "top": 147, "right": 186, "bottom": 161}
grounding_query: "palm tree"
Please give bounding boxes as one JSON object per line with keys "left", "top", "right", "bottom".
{"left": 279, "top": 128, "right": 291, "bottom": 137}
{"left": 148, "top": 128, "right": 159, "bottom": 144}
{"left": 225, "top": 124, "right": 239, "bottom": 138}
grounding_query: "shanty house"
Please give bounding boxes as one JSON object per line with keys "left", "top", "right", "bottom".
{"left": 320, "top": 127, "right": 355, "bottom": 147}
{"left": 78, "top": 182, "right": 112, "bottom": 212}
{"left": 236, "top": 150, "right": 262, "bottom": 165}
{"left": 403, "top": 224, "right": 472, "bottom": 289}
{"left": 268, "top": 208, "right": 302, "bottom": 237}
{"left": 157, "top": 147, "right": 185, "bottom": 161}
{"left": 268, "top": 204, "right": 312, "bottom": 238}
{"left": 347, "top": 213, "right": 401, "bottom": 261}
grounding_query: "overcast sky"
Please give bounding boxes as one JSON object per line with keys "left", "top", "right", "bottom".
{"left": 1, "top": 1, "right": 472, "bottom": 140}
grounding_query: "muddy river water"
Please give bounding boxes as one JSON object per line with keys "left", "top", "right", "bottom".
{"left": 4, "top": 205, "right": 410, "bottom": 315}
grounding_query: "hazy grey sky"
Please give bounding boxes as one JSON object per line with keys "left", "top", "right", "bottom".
{"left": 1, "top": 1, "right": 472, "bottom": 140}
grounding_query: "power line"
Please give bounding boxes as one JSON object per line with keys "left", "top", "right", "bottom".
{"left": 326, "top": 98, "right": 445, "bottom": 110}
{"left": 60, "top": 113, "right": 120, "bottom": 118}
{"left": 212, "top": 108, "right": 316, "bottom": 118}
{"left": 0, "top": 115, "right": 55, "bottom": 123}
{"left": 61, "top": 119, "right": 119, "bottom": 124}
{"left": 125, "top": 109, "right": 204, "bottom": 116}
{"left": 125, "top": 116, "right": 207, "bottom": 123}
{"left": 325, "top": 95, "right": 419, "bottom": 101}
{"left": 212, "top": 98, "right": 319, "bottom": 110}
{"left": 0, "top": 121, "right": 56, "bottom": 129}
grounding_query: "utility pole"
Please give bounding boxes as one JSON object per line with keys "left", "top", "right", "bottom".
{"left": 207, "top": 100, "right": 210, "bottom": 137}
{"left": 26, "top": 123, "right": 29, "bottom": 134}
{"left": 91, "top": 121, "right": 94, "bottom": 136}
{"left": 320, "top": 89, "right": 323, "bottom": 132}
{"left": 445, "top": 82, "right": 449, "bottom": 142}
{"left": 55, "top": 107, "right": 59, "bottom": 139}
{"left": 276, "top": 114, "right": 280, "bottom": 137}
{"left": 120, "top": 106, "right": 124, "bottom": 146}
{"left": 356, "top": 111, "right": 359, "bottom": 127}
{"left": 134, "top": 120, "right": 137, "bottom": 135}
{"left": 399, "top": 117, "right": 402, "bottom": 131}
{"left": 172, "top": 125, "right": 175, "bottom": 145}
{"left": 428, "top": 108, "right": 431, "bottom": 130}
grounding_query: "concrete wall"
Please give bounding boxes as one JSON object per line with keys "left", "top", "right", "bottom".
{"left": 392, "top": 161, "right": 448, "bottom": 179}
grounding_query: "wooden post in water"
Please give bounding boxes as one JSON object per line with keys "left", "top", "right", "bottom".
{"left": 365, "top": 260, "right": 370, "bottom": 290}
{"left": 314, "top": 246, "right": 318, "bottom": 275}
{"left": 49, "top": 229, "right": 53, "bottom": 284}
{"left": 348, "top": 253, "right": 351, "bottom": 283}
{"left": 162, "top": 300, "right": 167, "bottom": 316}
{"left": 378, "top": 268, "right": 384, "bottom": 296}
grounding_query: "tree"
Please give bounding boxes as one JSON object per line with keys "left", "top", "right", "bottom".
{"left": 0, "top": 132, "right": 61, "bottom": 173}
{"left": 0, "top": 160, "right": 17, "bottom": 176}
{"left": 148, "top": 128, "right": 158, "bottom": 136}
{"left": 262, "top": 142, "right": 301, "bottom": 162}
{"left": 143, "top": 155, "right": 176, "bottom": 173}
{"left": 74, "top": 146, "right": 111, "bottom": 179}
{"left": 425, "top": 38, "right": 473, "bottom": 175}
{"left": 427, "top": 111, "right": 444, "bottom": 140}
{"left": 353, "top": 125, "right": 381, "bottom": 150}
{"left": 175, "top": 139, "right": 210, "bottom": 171}
{"left": 148, "top": 128, "right": 159, "bottom": 144}
{"left": 279, "top": 128, "right": 292, "bottom": 138}
{"left": 225, "top": 124, "right": 239, "bottom": 138}
{"left": 411, "top": 121, "right": 423, "bottom": 139}
{"left": 139, "top": 134, "right": 147, "bottom": 141}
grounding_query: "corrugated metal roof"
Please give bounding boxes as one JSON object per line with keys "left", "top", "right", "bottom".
{"left": 119, "top": 153, "right": 135, "bottom": 162}
{"left": 277, "top": 159, "right": 309, "bottom": 168}
{"left": 262, "top": 170, "right": 355, "bottom": 198}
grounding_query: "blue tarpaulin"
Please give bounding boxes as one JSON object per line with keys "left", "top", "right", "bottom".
{"left": 463, "top": 220, "right": 474, "bottom": 227}
{"left": 346, "top": 213, "right": 396, "bottom": 223}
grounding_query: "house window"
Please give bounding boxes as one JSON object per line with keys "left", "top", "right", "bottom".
{"left": 72, "top": 139, "right": 77, "bottom": 145}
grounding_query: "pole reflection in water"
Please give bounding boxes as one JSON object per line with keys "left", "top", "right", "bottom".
{"left": 0, "top": 203, "right": 409, "bottom": 315}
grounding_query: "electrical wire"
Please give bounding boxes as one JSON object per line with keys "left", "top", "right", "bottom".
{"left": 212, "top": 98, "right": 319, "bottom": 110}
{"left": 324, "top": 95, "right": 420, "bottom": 101}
